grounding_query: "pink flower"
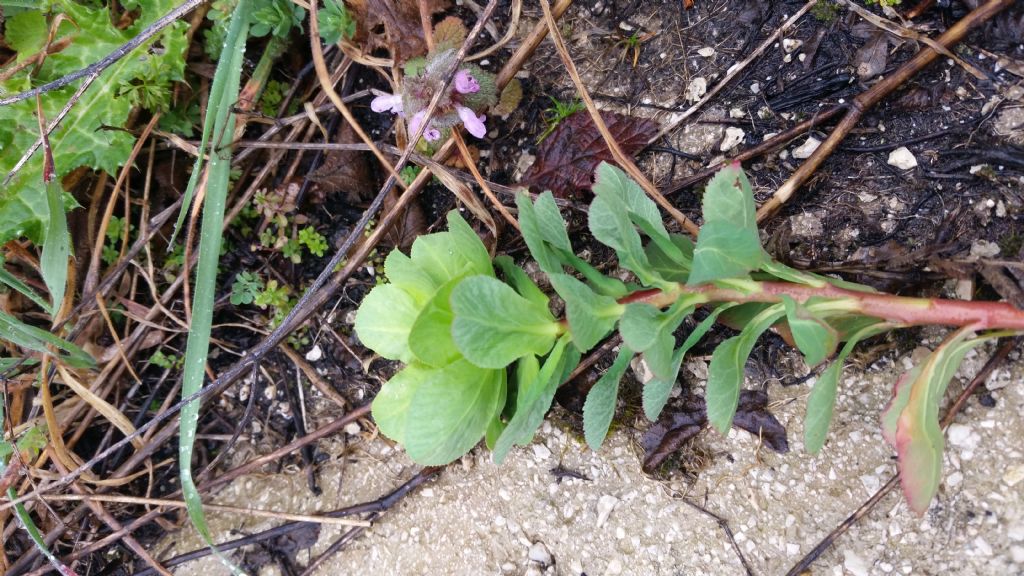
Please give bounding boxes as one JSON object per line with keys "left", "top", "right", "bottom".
{"left": 454, "top": 69, "right": 480, "bottom": 94}
{"left": 371, "top": 93, "right": 403, "bottom": 114}
{"left": 457, "top": 106, "right": 487, "bottom": 138}
{"left": 408, "top": 110, "right": 426, "bottom": 135}
{"left": 424, "top": 127, "right": 441, "bottom": 141}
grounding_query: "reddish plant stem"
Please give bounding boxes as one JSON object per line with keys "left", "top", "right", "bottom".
{"left": 621, "top": 282, "right": 1024, "bottom": 331}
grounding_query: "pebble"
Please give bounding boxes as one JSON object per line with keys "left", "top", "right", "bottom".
{"left": 697, "top": 47, "right": 716, "bottom": 57}
{"left": 887, "top": 147, "right": 918, "bottom": 170}
{"left": 685, "top": 77, "right": 707, "bottom": 102}
{"left": 596, "top": 495, "right": 619, "bottom": 528}
{"left": 1003, "top": 464, "right": 1024, "bottom": 487}
{"left": 528, "top": 542, "right": 552, "bottom": 567}
{"left": 782, "top": 38, "right": 803, "bottom": 53}
{"left": 792, "top": 136, "right": 822, "bottom": 159}
{"left": 844, "top": 550, "right": 870, "bottom": 576}
{"left": 523, "top": 567, "right": 543, "bottom": 576}
{"left": 343, "top": 422, "right": 361, "bottom": 436}
{"left": 304, "top": 344, "right": 323, "bottom": 362}
{"left": 720, "top": 127, "right": 745, "bottom": 152}
{"left": 532, "top": 443, "right": 552, "bottom": 461}
{"left": 970, "top": 240, "right": 1001, "bottom": 259}
{"left": 569, "top": 559, "right": 585, "bottom": 575}
{"left": 1011, "top": 545, "right": 1024, "bottom": 564}
{"left": 948, "top": 424, "right": 979, "bottom": 450}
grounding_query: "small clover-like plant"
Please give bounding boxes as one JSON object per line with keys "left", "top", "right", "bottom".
{"left": 369, "top": 17, "right": 522, "bottom": 146}
{"left": 355, "top": 162, "right": 1024, "bottom": 515}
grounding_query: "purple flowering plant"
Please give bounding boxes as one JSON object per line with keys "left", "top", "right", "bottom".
{"left": 369, "top": 17, "right": 519, "bottom": 147}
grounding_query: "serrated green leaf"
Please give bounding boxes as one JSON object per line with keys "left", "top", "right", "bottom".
{"left": 688, "top": 221, "right": 763, "bottom": 285}
{"left": 804, "top": 321, "right": 887, "bottom": 453}
{"left": 588, "top": 188, "right": 657, "bottom": 286}
{"left": 781, "top": 296, "right": 839, "bottom": 366}
{"left": 592, "top": 163, "right": 677, "bottom": 257}
{"left": 354, "top": 284, "right": 419, "bottom": 362}
{"left": 706, "top": 304, "right": 785, "bottom": 434}
{"left": 451, "top": 276, "right": 559, "bottom": 368}
{"left": 583, "top": 346, "right": 633, "bottom": 450}
{"left": 6, "top": 11, "right": 48, "bottom": 57}
{"left": 408, "top": 279, "right": 460, "bottom": 367}
{"left": 548, "top": 273, "right": 623, "bottom": 352}
{"left": 702, "top": 163, "right": 756, "bottom": 226}
{"left": 516, "top": 191, "right": 564, "bottom": 276}
{"left": 1, "top": 0, "right": 188, "bottom": 244}
{"left": 404, "top": 360, "right": 506, "bottom": 465}
{"left": 493, "top": 336, "right": 574, "bottom": 463}
{"left": 494, "top": 255, "right": 549, "bottom": 310}
{"left": 643, "top": 304, "right": 736, "bottom": 421}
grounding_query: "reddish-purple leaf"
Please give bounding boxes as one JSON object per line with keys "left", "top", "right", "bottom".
{"left": 522, "top": 111, "right": 658, "bottom": 198}
{"left": 733, "top": 389, "right": 790, "bottom": 454}
{"left": 641, "top": 390, "right": 788, "bottom": 471}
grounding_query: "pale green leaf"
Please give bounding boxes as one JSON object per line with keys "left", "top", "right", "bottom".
{"left": 516, "top": 191, "right": 563, "bottom": 275}
{"left": 782, "top": 296, "right": 838, "bottom": 366}
{"left": 701, "top": 163, "right": 756, "bottom": 227}
{"left": 706, "top": 304, "right": 785, "bottom": 433}
{"left": 643, "top": 304, "right": 735, "bottom": 421}
{"left": 408, "top": 279, "right": 460, "bottom": 367}
{"left": 451, "top": 275, "right": 559, "bottom": 368}
{"left": 494, "top": 255, "right": 548, "bottom": 310}
{"left": 532, "top": 191, "right": 573, "bottom": 253}
{"left": 619, "top": 303, "right": 661, "bottom": 352}
{"left": 804, "top": 321, "right": 887, "bottom": 453}
{"left": 645, "top": 234, "right": 694, "bottom": 283}
{"left": 354, "top": 284, "right": 419, "bottom": 362}
{"left": 493, "top": 336, "right": 574, "bottom": 463}
{"left": 688, "top": 221, "right": 763, "bottom": 285}
{"left": 548, "top": 273, "right": 623, "bottom": 352}
{"left": 384, "top": 249, "right": 438, "bottom": 306}
{"left": 371, "top": 362, "right": 427, "bottom": 444}
{"left": 404, "top": 360, "right": 506, "bottom": 465}
{"left": 583, "top": 346, "right": 633, "bottom": 450}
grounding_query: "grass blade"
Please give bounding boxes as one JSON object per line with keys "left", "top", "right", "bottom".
{"left": 40, "top": 179, "right": 69, "bottom": 314}
{"left": 177, "top": 3, "right": 250, "bottom": 573}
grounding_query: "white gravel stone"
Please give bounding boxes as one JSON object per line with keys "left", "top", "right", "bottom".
{"left": 720, "top": 127, "right": 745, "bottom": 152}
{"left": 343, "top": 422, "right": 361, "bottom": 436}
{"left": 948, "top": 424, "right": 978, "bottom": 450}
{"left": 887, "top": 147, "right": 918, "bottom": 170}
{"left": 596, "top": 495, "right": 619, "bottom": 528}
{"left": 1003, "top": 464, "right": 1024, "bottom": 487}
{"left": 532, "top": 443, "right": 552, "bottom": 461}
{"left": 304, "top": 344, "right": 323, "bottom": 362}
{"left": 792, "top": 137, "right": 822, "bottom": 159}
{"left": 697, "top": 47, "right": 716, "bottom": 57}
{"left": 528, "top": 542, "right": 552, "bottom": 567}
{"left": 685, "top": 77, "right": 707, "bottom": 102}
{"left": 782, "top": 38, "right": 803, "bottom": 53}
{"left": 844, "top": 550, "right": 871, "bottom": 576}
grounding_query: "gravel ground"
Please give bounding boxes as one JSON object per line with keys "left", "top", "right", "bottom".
{"left": 165, "top": 341, "right": 1024, "bottom": 576}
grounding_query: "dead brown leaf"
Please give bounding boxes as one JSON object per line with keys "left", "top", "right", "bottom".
{"left": 346, "top": 0, "right": 450, "bottom": 62}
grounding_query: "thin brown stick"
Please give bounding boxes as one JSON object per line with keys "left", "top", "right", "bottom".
{"left": 41, "top": 494, "right": 370, "bottom": 527}
{"left": 784, "top": 337, "right": 1018, "bottom": 576}
{"left": 756, "top": 0, "right": 1015, "bottom": 222}
{"left": 452, "top": 131, "right": 520, "bottom": 231}
{"left": 539, "top": 0, "right": 700, "bottom": 238}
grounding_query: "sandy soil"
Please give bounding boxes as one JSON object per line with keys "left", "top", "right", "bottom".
{"left": 165, "top": 339, "right": 1024, "bottom": 576}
